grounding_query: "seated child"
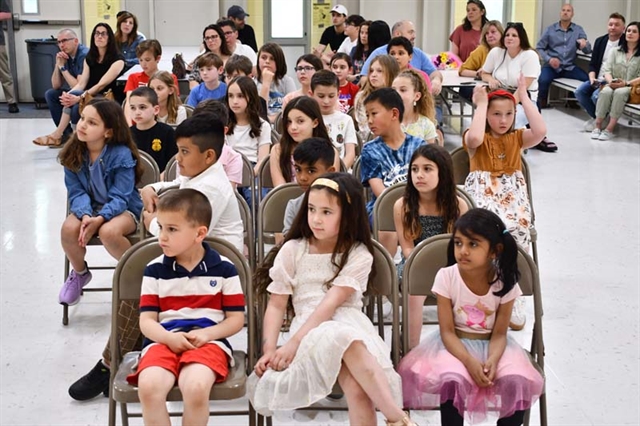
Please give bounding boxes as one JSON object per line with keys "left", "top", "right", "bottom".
{"left": 226, "top": 54, "right": 268, "bottom": 120}
{"left": 148, "top": 71, "right": 187, "bottom": 126}
{"left": 392, "top": 69, "right": 439, "bottom": 145}
{"left": 129, "top": 86, "right": 177, "bottom": 171}
{"left": 387, "top": 36, "right": 432, "bottom": 92}
{"left": 127, "top": 188, "right": 245, "bottom": 426}
{"left": 310, "top": 70, "right": 357, "bottom": 170}
{"left": 186, "top": 52, "right": 227, "bottom": 107}
{"left": 330, "top": 52, "right": 359, "bottom": 113}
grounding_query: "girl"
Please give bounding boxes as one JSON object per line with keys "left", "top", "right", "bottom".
{"left": 255, "top": 43, "right": 297, "bottom": 123}
{"left": 270, "top": 96, "right": 337, "bottom": 187}
{"left": 398, "top": 208, "right": 544, "bottom": 425}
{"left": 392, "top": 69, "right": 439, "bottom": 145}
{"left": 282, "top": 54, "right": 324, "bottom": 108}
{"left": 248, "top": 173, "right": 416, "bottom": 426}
{"left": 449, "top": 0, "right": 489, "bottom": 62}
{"left": 226, "top": 76, "right": 272, "bottom": 176}
{"left": 188, "top": 24, "right": 232, "bottom": 89}
{"left": 350, "top": 20, "right": 372, "bottom": 79}
{"left": 57, "top": 98, "right": 143, "bottom": 307}
{"left": 148, "top": 71, "right": 187, "bottom": 126}
{"left": 114, "top": 11, "right": 145, "bottom": 69}
{"left": 34, "top": 23, "right": 125, "bottom": 147}
{"left": 354, "top": 55, "right": 399, "bottom": 141}
{"left": 394, "top": 144, "right": 469, "bottom": 348}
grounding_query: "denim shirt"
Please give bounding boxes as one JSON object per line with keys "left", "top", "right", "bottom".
{"left": 536, "top": 22, "right": 592, "bottom": 71}
{"left": 66, "top": 44, "right": 89, "bottom": 84}
{"left": 119, "top": 34, "right": 145, "bottom": 68}
{"left": 64, "top": 144, "right": 143, "bottom": 221}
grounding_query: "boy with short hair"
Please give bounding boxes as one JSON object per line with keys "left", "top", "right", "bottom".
{"left": 330, "top": 53, "right": 359, "bottom": 113}
{"left": 309, "top": 70, "right": 357, "bottom": 169}
{"left": 129, "top": 188, "right": 245, "bottom": 426}
{"left": 129, "top": 86, "right": 177, "bottom": 171}
{"left": 225, "top": 54, "right": 254, "bottom": 79}
{"left": 186, "top": 52, "right": 227, "bottom": 107}
{"left": 387, "top": 36, "right": 431, "bottom": 91}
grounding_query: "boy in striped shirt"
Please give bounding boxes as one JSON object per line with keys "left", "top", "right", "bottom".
{"left": 127, "top": 188, "right": 245, "bottom": 425}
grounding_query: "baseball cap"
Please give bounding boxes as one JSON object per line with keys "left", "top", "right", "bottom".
{"left": 227, "top": 5, "right": 249, "bottom": 19}
{"left": 330, "top": 5, "right": 348, "bottom": 16}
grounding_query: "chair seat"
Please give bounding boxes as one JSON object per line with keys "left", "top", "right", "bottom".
{"left": 112, "top": 350, "right": 247, "bottom": 403}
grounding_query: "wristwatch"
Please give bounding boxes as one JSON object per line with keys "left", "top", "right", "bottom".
{"left": 59, "top": 65, "right": 67, "bottom": 72}
{"left": 626, "top": 81, "right": 631, "bottom": 87}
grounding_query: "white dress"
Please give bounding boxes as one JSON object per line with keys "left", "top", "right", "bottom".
{"left": 247, "top": 239, "right": 402, "bottom": 415}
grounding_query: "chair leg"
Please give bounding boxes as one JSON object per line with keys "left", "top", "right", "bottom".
{"left": 539, "top": 392, "right": 548, "bottom": 426}
{"left": 249, "top": 404, "right": 256, "bottom": 426}
{"left": 523, "top": 408, "right": 531, "bottom": 426}
{"left": 120, "top": 402, "right": 130, "bottom": 426}
{"left": 63, "top": 257, "right": 70, "bottom": 326}
{"left": 108, "top": 392, "right": 117, "bottom": 426}
{"left": 531, "top": 241, "right": 539, "bottom": 266}
{"left": 267, "top": 415, "right": 273, "bottom": 426}
{"left": 377, "top": 296, "right": 384, "bottom": 338}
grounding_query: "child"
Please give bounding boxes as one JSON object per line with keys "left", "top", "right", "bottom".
{"left": 397, "top": 208, "right": 544, "bottom": 425}
{"left": 248, "top": 173, "right": 416, "bottom": 426}
{"left": 129, "top": 188, "right": 245, "bottom": 426}
{"left": 392, "top": 69, "right": 439, "bottom": 145}
{"left": 140, "top": 113, "right": 244, "bottom": 252}
{"left": 148, "top": 71, "right": 187, "bottom": 126}
{"left": 270, "top": 96, "right": 337, "bottom": 187}
{"left": 360, "top": 87, "right": 425, "bottom": 255}
{"left": 330, "top": 52, "right": 359, "bottom": 113}
{"left": 123, "top": 40, "right": 179, "bottom": 123}
{"left": 310, "top": 70, "right": 358, "bottom": 170}
{"left": 255, "top": 43, "right": 296, "bottom": 122}
{"left": 386, "top": 37, "right": 432, "bottom": 91}
{"left": 225, "top": 55, "right": 268, "bottom": 120}
{"left": 186, "top": 52, "right": 227, "bottom": 107}
{"left": 282, "top": 54, "right": 324, "bottom": 108}
{"left": 353, "top": 55, "right": 399, "bottom": 141}
{"left": 393, "top": 144, "right": 469, "bottom": 349}
{"left": 57, "top": 98, "right": 143, "bottom": 306}
{"left": 464, "top": 76, "right": 546, "bottom": 329}
{"left": 129, "top": 86, "right": 177, "bottom": 171}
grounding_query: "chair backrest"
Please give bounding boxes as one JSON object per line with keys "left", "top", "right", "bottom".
{"left": 137, "top": 151, "right": 161, "bottom": 188}
{"left": 235, "top": 190, "right": 256, "bottom": 271}
{"left": 239, "top": 153, "right": 254, "bottom": 189}
{"left": 520, "top": 155, "right": 535, "bottom": 221}
{"left": 456, "top": 185, "right": 477, "bottom": 210}
{"left": 450, "top": 146, "right": 470, "bottom": 186}
{"left": 274, "top": 111, "right": 284, "bottom": 135}
{"left": 372, "top": 182, "right": 406, "bottom": 235}
{"left": 257, "top": 183, "right": 304, "bottom": 262}
{"left": 184, "top": 104, "right": 194, "bottom": 118}
{"left": 163, "top": 155, "right": 178, "bottom": 182}
{"left": 257, "top": 154, "right": 274, "bottom": 204}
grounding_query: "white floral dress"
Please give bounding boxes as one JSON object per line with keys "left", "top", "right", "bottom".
{"left": 247, "top": 239, "right": 402, "bottom": 415}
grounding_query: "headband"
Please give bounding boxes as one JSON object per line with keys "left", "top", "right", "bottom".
{"left": 487, "top": 89, "right": 516, "bottom": 104}
{"left": 311, "top": 178, "right": 351, "bottom": 204}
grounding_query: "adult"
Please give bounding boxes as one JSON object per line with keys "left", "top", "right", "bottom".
{"left": 33, "top": 23, "right": 124, "bottom": 147}
{"left": 313, "top": 4, "right": 348, "bottom": 60}
{"left": 228, "top": 5, "right": 257, "bottom": 52}
{"left": 218, "top": 19, "right": 257, "bottom": 65}
{"left": 449, "top": 0, "right": 489, "bottom": 62}
{"left": 536, "top": 4, "right": 591, "bottom": 110}
{"left": 337, "top": 14, "right": 365, "bottom": 55}
{"left": 44, "top": 29, "right": 89, "bottom": 140}
{"left": 0, "top": 0, "right": 18, "bottom": 113}
{"left": 188, "top": 24, "right": 231, "bottom": 89}
{"left": 350, "top": 20, "right": 372, "bottom": 78}
{"left": 457, "top": 20, "right": 504, "bottom": 100}
{"left": 575, "top": 13, "right": 626, "bottom": 131}
{"left": 590, "top": 22, "right": 640, "bottom": 141}
{"left": 114, "top": 11, "right": 145, "bottom": 70}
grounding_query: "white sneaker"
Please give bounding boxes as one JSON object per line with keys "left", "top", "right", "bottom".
{"left": 590, "top": 128, "right": 601, "bottom": 139}
{"left": 598, "top": 130, "right": 613, "bottom": 141}
{"left": 583, "top": 118, "right": 596, "bottom": 132}
{"left": 509, "top": 297, "right": 526, "bottom": 330}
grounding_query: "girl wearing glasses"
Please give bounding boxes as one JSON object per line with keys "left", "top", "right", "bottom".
{"left": 282, "top": 54, "right": 324, "bottom": 109}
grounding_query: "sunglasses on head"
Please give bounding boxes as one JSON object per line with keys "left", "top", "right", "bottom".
{"left": 506, "top": 22, "right": 524, "bottom": 29}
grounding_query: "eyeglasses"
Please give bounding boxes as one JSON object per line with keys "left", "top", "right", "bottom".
{"left": 203, "top": 35, "right": 220, "bottom": 41}
{"left": 506, "top": 22, "right": 524, "bottom": 29}
{"left": 295, "top": 66, "right": 316, "bottom": 72}
{"left": 223, "top": 31, "right": 235, "bottom": 36}
{"left": 57, "top": 37, "right": 75, "bottom": 45}
{"left": 94, "top": 31, "right": 108, "bottom": 38}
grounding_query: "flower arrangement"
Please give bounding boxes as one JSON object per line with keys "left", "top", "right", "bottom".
{"left": 432, "top": 51, "right": 462, "bottom": 70}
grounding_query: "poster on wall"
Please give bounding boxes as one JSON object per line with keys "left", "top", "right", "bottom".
{"left": 82, "top": 0, "right": 120, "bottom": 42}
{"left": 311, "top": 1, "right": 332, "bottom": 45}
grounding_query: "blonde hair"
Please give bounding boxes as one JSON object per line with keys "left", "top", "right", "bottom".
{"left": 359, "top": 55, "right": 400, "bottom": 99}
{"left": 396, "top": 69, "right": 436, "bottom": 124}
{"left": 480, "top": 20, "right": 504, "bottom": 50}
{"left": 149, "top": 71, "right": 182, "bottom": 124}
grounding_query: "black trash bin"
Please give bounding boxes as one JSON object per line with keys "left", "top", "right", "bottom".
{"left": 25, "top": 38, "right": 59, "bottom": 108}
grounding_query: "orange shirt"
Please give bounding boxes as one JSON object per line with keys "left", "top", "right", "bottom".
{"left": 463, "top": 128, "right": 524, "bottom": 177}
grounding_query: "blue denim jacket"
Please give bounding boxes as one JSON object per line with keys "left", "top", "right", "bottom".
{"left": 64, "top": 144, "right": 143, "bottom": 220}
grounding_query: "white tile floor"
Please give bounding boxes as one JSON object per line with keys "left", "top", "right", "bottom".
{"left": 1, "top": 106, "right": 639, "bottom": 426}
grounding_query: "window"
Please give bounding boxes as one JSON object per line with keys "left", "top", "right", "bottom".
{"left": 22, "top": 0, "right": 39, "bottom": 15}
{"left": 271, "top": 0, "right": 304, "bottom": 38}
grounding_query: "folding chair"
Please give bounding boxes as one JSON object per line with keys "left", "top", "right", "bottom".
{"left": 235, "top": 190, "right": 256, "bottom": 271}
{"left": 107, "top": 236, "right": 257, "bottom": 426}
{"left": 351, "top": 156, "right": 371, "bottom": 203}
{"left": 273, "top": 111, "right": 284, "bottom": 135}
{"left": 400, "top": 234, "right": 547, "bottom": 425}
{"left": 163, "top": 154, "right": 178, "bottom": 182}
{"left": 257, "top": 154, "right": 274, "bottom": 205}
{"left": 184, "top": 104, "right": 194, "bottom": 118}
{"left": 238, "top": 153, "right": 256, "bottom": 224}
{"left": 62, "top": 152, "right": 161, "bottom": 325}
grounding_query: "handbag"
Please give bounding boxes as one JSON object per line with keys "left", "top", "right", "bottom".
{"left": 172, "top": 53, "right": 188, "bottom": 79}
{"left": 79, "top": 89, "right": 114, "bottom": 113}
{"left": 628, "top": 82, "right": 640, "bottom": 105}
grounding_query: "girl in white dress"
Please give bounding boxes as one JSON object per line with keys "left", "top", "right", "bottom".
{"left": 248, "top": 173, "right": 416, "bottom": 426}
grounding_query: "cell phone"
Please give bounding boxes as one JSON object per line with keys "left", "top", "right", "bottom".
{"left": 460, "top": 81, "right": 476, "bottom": 85}
{"left": 612, "top": 78, "right": 621, "bottom": 83}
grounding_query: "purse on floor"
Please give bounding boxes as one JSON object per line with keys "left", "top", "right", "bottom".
{"left": 79, "top": 89, "right": 115, "bottom": 113}
{"left": 628, "top": 82, "right": 640, "bottom": 105}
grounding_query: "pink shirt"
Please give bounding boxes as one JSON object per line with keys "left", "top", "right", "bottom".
{"left": 219, "top": 144, "right": 243, "bottom": 186}
{"left": 408, "top": 64, "right": 432, "bottom": 92}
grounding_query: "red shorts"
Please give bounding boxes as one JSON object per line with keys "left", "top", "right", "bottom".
{"left": 126, "top": 343, "right": 229, "bottom": 385}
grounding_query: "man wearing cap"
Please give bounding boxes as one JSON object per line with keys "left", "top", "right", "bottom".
{"left": 313, "top": 4, "right": 348, "bottom": 59}
{"left": 228, "top": 5, "right": 258, "bottom": 52}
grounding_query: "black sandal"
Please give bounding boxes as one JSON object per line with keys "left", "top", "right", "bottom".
{"left": 534, "top": 138, "right": 558, "bottom": 152}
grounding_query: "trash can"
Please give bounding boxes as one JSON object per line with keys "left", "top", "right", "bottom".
{"left": 25, "top": 38, "right": 59, "bottom": 108}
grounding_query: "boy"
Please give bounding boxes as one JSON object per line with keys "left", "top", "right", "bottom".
{"left": 186, "top": 52, "right": 227, "bottom": 107}
{"left": 330, "top": 53, "right": 359, "bottom": 113}
{"left": 282, "top": 137, "right": 337, "bottom": 235}
{"left": 386, "top": 36, "right": 431, "bottom": 91}
{"left": 129, "top": 86, "right": 177, "bottom": 171}
{"left": 123, "top": 39, "right": 179, "bottom": 123}
{"left": 360, "top": 88, "right": 425, "bottom": 254}
{"left": 309, "top": 70, "right": 357, "bottom": 169}
{"left": 129, "top": 188, "right": 245, "bottom": 426}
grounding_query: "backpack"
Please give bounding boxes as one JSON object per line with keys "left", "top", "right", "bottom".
{"left": 172, "top": 53, "right": 187, "bottom": 79}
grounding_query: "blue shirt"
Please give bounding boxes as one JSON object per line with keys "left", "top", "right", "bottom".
{"left": 361, "top": 45, "right": 436, "bottom": 76}
{"left": 360, "top": 133, "right": 426, "bottom": 214}
{"left": 536, "top": 22, "right": 592, "bottom": 71}
{"left": 186, "top": 82, "right": 228, "bottom": 107}
{"left": 88, "top": 145, "right": 109, "bottom": 208}
{"left": 64, "top": 44, "right": 89, "bottom": 88}
{"left": 119, "top": 34, "right": 145, "bottom": 68}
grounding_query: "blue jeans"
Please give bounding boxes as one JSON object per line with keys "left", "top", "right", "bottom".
{"left": 45, "top": 88, "right": 81, "bottom": 133}
{"left": 537, "top": 65, "right": 589, "bottom": 109}
{"left": 574, "top": 80, "right": 600, "bottom": 118}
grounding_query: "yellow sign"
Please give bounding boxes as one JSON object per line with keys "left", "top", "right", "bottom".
{"left": 83, "top": 0, "right": 121, "bottom": 42}
{"left": 312, "top": 2, "right": 332, "bottom": 46}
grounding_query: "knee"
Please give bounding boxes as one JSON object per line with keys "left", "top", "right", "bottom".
{"left": 61, "top": 216, "right": 81, "bottom": 241}
{"left": 138, "top": 377, "right": 169, "bottom": 405}
{"left": 98, "top": 222, "right": 125, "bottom": 246}
{"left": 45, "top": 89, "right": 59, "bottom": 103}
{"left": 179, "top": 380, "right": 211, "bottom": 406}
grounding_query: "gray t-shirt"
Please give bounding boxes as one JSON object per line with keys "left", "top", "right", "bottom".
{"left": 282, "top": 194, "right": 304, "bottom": 235}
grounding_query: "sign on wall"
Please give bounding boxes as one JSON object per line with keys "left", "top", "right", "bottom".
{"left": 82, "top": 0, "right": 120, "bottom": 42}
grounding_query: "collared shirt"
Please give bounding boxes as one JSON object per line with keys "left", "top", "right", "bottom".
{"left": 232, "top": 41, "right": 257, "bottom": 65}
{"left": 66, "top": 44, "right": 89, "bottom": 83}
{"left": 361, "top": 44, "right": 437, "bottom": 76}
{"left": 536, "top": 21, "right": 592, "bottom": 71}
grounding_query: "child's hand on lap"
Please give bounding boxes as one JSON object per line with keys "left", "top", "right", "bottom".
{"left": 255, "top": 350, "right": 276, "bottom": 377}
{"left": 270, "top": 339, "right": 300, "bottom": 372}
{"left": 472, "top": 85, "right": 488, "bottom": 106}
{"left": 483, "top": 358, "right": 497, "bottom": 384}
{"left": 185, "top": 329, "right": 211, "bottom": 347}
{"left": 78, "top": 215, "right": 104, "bottom": 247}
{"left": 166, "top": 332, "right": 196, "bottom": 353}
{"left": 464, "top": 357, "right": 492, "bottom": 388}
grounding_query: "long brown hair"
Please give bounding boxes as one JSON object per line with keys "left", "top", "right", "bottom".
{"left": 115, "top": 12, "right": 139, "bottom": 46}
{"left": 149, "top": 71, "right": 182, "bottom": 124}
{"left": 396, "top": 69, "right": 436, "bottom": 124}
{"left": 226, "top": 76, "right": 263, "bottom": 137}
{"left": 58, "top": 98, "right": 143, "bottom": 184}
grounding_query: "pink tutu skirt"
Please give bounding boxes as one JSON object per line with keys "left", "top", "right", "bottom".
{"left": 398, "top": 331, "right": 544, "bottom": 424}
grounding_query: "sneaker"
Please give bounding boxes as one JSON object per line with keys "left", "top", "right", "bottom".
{"left": 583, "top": 118, "right": 596, "bottom": 132}
{"left": 8, "top": 103, "right": 19, "bottom": 113}
{"left": 68, "top": 360, "right": 110, "bottom": 401}
{"left": 58, "top": 268, "right": 92, "bottom": 306}
{"left": 590, "top": 128, "right": 601, "bottom": 139}
{"left": 509, "top": 297, "right": 526, "bottom": 331}
{"left": 598, "top": 130, "right": 613, "bottom": 141}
